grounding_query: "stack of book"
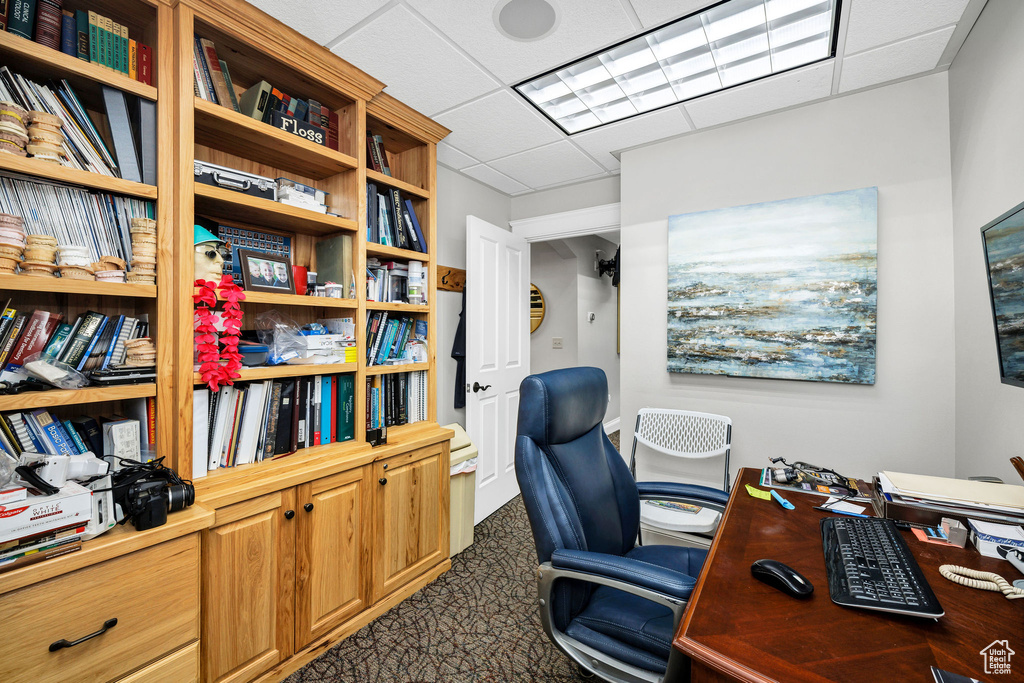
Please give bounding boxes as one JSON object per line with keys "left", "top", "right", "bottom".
{"left": 0, "top": 173, "right": 153, "bottom": 265}
{"left": 0, "top": 481, "right": 90, "bottom": 573}
{"left": 366, "top": 133, "right": 390, "bottom": 176}
{"left": 366, "top": 182, "right": 426, "bottom": 252}
{"left": 0, "top": 67, "right": 155, "bottom": 183}
{"left": 366, "top": 370, "right": 427, "bottom": 432}
{"left": 0, "top": 404, "right": 148, "bottom": 461}
{"left": 192, "top": 374, "right": 355, "bottom": 478}
{"left": 365, "top": 314, "right": 425, "bottom": 366}
{"left": 0, "top": 304, "right": 151, "bottom": 383}
{"left": 4, "top": 2, "right": 153, "bottom": 84}
{"left": 366, "top": 258, "right": 411, "bottom": 303}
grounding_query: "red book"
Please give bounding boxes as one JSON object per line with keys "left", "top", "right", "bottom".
{"left": 330, "top": 375, "right": 337, "bottom": 443}
{"left": 366, "top": 137, "right": 381, "bottom": 172}
{"left": 5, "top": 310, "right": 62, "bottom": 371}
{"left": 328, "top": 110, "right": 339, "bottom": 151}
{"left": 138, "top": 43, "right": 152, "bottom": 85}
{"left": 319, "top": 104, "right": 329, "bottom": 131}
{"left": 146, "top": 396, "right": 157, "bottom": 447}
{"left": 33, "top": 0, "right": 63, "bottom": 50}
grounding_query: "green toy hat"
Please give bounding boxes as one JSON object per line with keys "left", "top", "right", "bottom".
{"left": 194, "top": 224, "right": 224, "bottom": 245}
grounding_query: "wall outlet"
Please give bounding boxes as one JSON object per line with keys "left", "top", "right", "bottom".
{"left": 552, "top": 337, "right": 563, "bottom": 349}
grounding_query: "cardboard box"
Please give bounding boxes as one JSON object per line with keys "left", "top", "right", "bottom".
{"left": 0, "top": 481, "right": 92, "bottom": 544}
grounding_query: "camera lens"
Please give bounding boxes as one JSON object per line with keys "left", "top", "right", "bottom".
{"left": 165, "top": 482, "right": 196, "bottom": 512}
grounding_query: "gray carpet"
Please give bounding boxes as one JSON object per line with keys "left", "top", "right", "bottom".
{"left": 287, "top": 430, "right": 623, "bottom": 682}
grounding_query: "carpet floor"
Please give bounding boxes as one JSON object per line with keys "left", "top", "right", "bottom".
{"left": 286, "top": 428, "right": 624, "bottom": 682}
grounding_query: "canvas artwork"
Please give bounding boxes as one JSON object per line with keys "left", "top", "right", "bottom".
{"left": 667, "top": 187, "right": 878, "bottom": 384}
{"left": 982, "top": 204, "right": 1024, "bottom": 386}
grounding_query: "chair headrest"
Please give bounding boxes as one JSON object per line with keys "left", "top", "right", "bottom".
{"left": 518, "top": 367, "right": 608, "bottom": 446}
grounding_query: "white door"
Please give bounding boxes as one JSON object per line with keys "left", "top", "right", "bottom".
{"left": 466, "top": 216, "right": 529, "bottom": 524}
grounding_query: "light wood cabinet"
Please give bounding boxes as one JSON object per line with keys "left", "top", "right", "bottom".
{"left": 201, "top": 491, "right": 295, "bottom": 683}
{"left": 372, "top": 444, "right": 449, "bottom": 603}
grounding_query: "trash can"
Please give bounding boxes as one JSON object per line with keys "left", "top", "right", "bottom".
{"left": 444, "top": 423, "right": 477, "bottom": 557}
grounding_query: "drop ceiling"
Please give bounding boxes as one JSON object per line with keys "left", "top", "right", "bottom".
{"left": 251, "top": 0, "right": 987, "bottom": 196}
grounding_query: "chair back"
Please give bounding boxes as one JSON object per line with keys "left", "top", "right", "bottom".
{"left": 515, "top": 367, "right": 639, "bottom": 628}
{"left": 633, "top": 409, "right": 732, "bottom": 490}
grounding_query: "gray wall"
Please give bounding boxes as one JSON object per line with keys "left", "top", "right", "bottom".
{"left": 435, "top": 165, "right": 511, "bottom": 428}
{"left": 619, "top": 74, "right": 957, "bottom": 481}
{"left": 511, "top": 176, "right": 621, "bottom": 221}
{"left": 948, "top": 0, "right": 1024, "bottom": 484}
{"left": 530, "top": 242, "right": 579, "bottom": 373}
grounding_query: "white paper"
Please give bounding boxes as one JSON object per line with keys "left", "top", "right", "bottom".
{"left": 824, "top": 497, "right": 867, "bottom": 514}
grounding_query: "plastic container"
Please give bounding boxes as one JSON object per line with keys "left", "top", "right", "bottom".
{"left": 238, "top": 343, "right": 269, "bottom": 366}
{"left": 408, "top": 261, "right": 424, "bottom": 305}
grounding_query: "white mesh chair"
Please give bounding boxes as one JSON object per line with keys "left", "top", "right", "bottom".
{"left": 630, "top": 409, "right": 732, "bottom": 549}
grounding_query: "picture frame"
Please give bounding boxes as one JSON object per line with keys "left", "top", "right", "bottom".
{"left": 238, "top": 248, "right": 295, "bottom": 294}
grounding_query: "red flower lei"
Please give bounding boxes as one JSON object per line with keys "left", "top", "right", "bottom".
{"left": 194, "top": 274, "right": 246, "bottom": 391}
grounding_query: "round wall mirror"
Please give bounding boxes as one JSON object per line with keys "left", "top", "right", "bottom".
{"left": 530, "top": 284, "right": 545, "bottom": 333}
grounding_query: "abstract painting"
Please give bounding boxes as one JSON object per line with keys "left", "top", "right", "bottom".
{"left": 982, "top": 202, "right": 1024, "bottom": 387}
{"left": 667, "top": 187, "right": 877, "bottom": 384}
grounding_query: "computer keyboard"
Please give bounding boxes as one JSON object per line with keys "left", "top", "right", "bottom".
{"left": 821, "top": 517, "right": 944, "bottom": 618}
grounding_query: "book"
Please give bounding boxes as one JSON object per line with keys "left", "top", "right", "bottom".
{"left": 0, "top": 538, "right": 80, "bottom": 573}
{"left": 101, "top": 85, "right": 142, "bottom": 183}
{"left": 128, "top": 94, "right": 157, "bottom": 186}
{"left": 74, "top": 9, "right": 87, "bottom": 60}
{"left": 404, "top": 199, "right": 427, "bottom": 253}
{"left": 200, "top": 38, "right": 236, "bottom": 111}
{"left": 31, "top": 409, "right": 75, "bottom": 456}
{"left": 8, "top": 0, "right": 35, "bottom": 39}
{"left": 138, "top": 43, "right": 152, "bottom": 85}
{"left": 288, "top": 378, "right": 300, "bottom": 454}
{"left": 219, "top": 60, "right": 241, "bottom": 113}
{"left": 111, "top": 20, "right": 122, "bottom": 73}
{"left": 118, "top": 22, "right": 128, "bottom": 76}
{"left": 193, "top": 35, "right": 216, "bottom": 104}
{"left": 0, "top": 0, "right": 8, "bottom": 31}
{"left": 74, "top": 314, "right": 107, "bottom": 371}
{"left": 62, "top": 419, "right": 88, "bottom": 454}
{"left": 101, "top": 14, "right": 113, "bottom": 71}
{"left": 33, "top": 0, "right": 61, "bottom": 50}
{"left": 59, "top": 9, "right": 74, "bottom": 55}
{"left": 273, "top": 380, "right": 294, "bottom": 456}
{"left": 128, "top": 38, "right": 136, "bottom": 79}
{"left": 87, "top": 11, "right": 98, "bottom": 65}
{"left": 80, "top": 314, "right": 115, "bottom": 372}
{"left": 337, "top": 374, "right": 354, "bottom": 441}
{"left": 320, "top": 375, "right": 331, "bottom": 445}
{"left": 328, "top": 110, "right": 339, "bottom": 150}
{"left": 69, "top": 415, "right": 102, "bottom": 454}
{"left": 0, "top": 314, "right": 27, "bottom": 369}
{"left": 5, "top": 309, "right": 62, "bottom": 373}
{"left": 262, "top": 381, "right": 283, "bottom": 461}
{"left": 238, "top": 79, "right": 272, "bottom": 121}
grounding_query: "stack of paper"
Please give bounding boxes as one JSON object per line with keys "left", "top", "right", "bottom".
{"left": 879, "top": 471, "right": 1024, "bottom": 524}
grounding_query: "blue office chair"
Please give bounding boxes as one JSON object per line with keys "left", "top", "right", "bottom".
{"left": 515, "top": 367, "right": 731, "bottom": 683}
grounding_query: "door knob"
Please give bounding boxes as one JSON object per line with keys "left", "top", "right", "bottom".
{"left": 472, "top": 381, "right": 491, "bottom": 393}
{"left": 284, "top": 510, "right": 295, "bottom": 519}
{"left": 304, "top": 503, "right": 314, "bottom": 512}
{"left": 379, "top": 477, "right": 388, "bottom": 485}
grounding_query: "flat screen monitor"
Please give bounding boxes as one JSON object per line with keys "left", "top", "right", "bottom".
{"left": 981, "top": 200, "right": 1024, "bottom": 388}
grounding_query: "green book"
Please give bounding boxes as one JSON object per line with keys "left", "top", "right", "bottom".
{"left": 7, "top": 0, "right": 36, "bottom": 39}
{"left": 237, "top": 79, "right": 272, "bottom": 121}
{"left": 112, "top": 22, "right": 122, "bottom": 74}
{"left": 62, "top": 420, "right": 89, "bottom": 454}
{"left": 41, "top": 323, "right": 73, "bottom": 359}
{"left": 75, "top": 10, "right": 89, "bottom": 61}
{"left": 336, "top": 374, "right": 354, "bottom": 442}
{"left": 88, "top": 11, "right": 99, "bottom": 65}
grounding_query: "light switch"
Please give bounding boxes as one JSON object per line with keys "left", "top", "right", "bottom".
{"left": 552, "top": 337, "right": 563, "bottom": 349}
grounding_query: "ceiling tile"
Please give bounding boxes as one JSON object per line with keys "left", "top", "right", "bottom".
{"left": 489, "top": 141, "right": 606, "bottom": 188}
{"left": 462, "top": 164, "right": 531, "bottom": 195}
{"left": 839, "top": 26, "right": 955, "bottom": 93}
{"left": 333, "top": 5, "right": 500, "bottom": 116}
{"left": 247, "top": 0, "right": 387, "bottom": 46}
{"left": 627, "top": 0, "right": 719, "bottom": 28}
{"left": 434, "top": 90, "right": 563, "bottom": 162}
{"left": 684, "top": 61, "right": 834, "bottom": 128}
{"left": 844, "top": 0, "right": 970, "bottom": 55}
{"left": 406, "top": 0, "right": 636, "bottom": 84}
{"left": 437, "top": 142, "right": 479, "bottom": 170}
{"left": 572, "top": 106, "right": 691, "bottom": 171}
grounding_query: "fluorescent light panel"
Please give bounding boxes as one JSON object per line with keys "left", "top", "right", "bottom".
{"left": 516, "top": 0, "right": 838, "bottom": 134}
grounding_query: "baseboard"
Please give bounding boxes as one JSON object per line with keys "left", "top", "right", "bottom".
{"left": 604, "top": 417, "right": 620, "bottom": 434}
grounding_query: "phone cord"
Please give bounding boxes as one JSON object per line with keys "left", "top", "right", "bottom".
{"left": 939, "top": 565, "right": 1024, "bottom": 600}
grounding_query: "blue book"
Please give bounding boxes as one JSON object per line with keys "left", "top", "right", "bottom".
{"left": 414, "top": 319, "right": 427, "bottom": 340}
{"left": 30, "top": 410, "right": 75, "bottom": 457}
{"left": 404, "top": 200, "right": 427, "bottom": 254}
{"left": 62, "top": 420, "right": 90, "bottom": 454}
{"left": 75, "top": 316, "right": 108, "bottom": 372}
{"left": 320, "top": 376, "right": 331, "bottom": 444}
{"left": 52, "top": 419, "right": 81, "bottom": 454}
{"left": 370, "top": 387, "right": 380, "bottom": 429}
{"left": 11, "top": 414, "right": 45, "bottom": 454}
{"left": 101, "top": 315, "right": 125, "bottom": 370}
{"left": 375, "top": 321, "right": 397, "bottom": 365}
{"left": 60, "top": 11, "right": 77, "bottom": 56}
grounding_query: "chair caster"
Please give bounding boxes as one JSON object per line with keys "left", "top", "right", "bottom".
{"left": 576, "top": 663, "right": 596, "bottom": 678}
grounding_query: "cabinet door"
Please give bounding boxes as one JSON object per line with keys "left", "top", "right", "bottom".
{"left": 294, "top": 467, "right": 371, "bottom": 649}
{"left": 202, "top": 490, "right": 295, "bottom": 683}
{"left": 372, "top": 444, "right": 448, "bottom": 603}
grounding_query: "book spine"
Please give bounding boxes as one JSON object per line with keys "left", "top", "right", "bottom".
{"left": 74, "top": 9, "right": 87, "bottom": 60}
{"left": 0, "top": 315, "right": 26, "bottom": 369}
{"left": 219, "top": 60, "right": 241, "bottom": 113}
{"left": 0, "top": 541, "right": 80, "bottom": 574}
{"left": 118, "top": 23, "right": 128, "bottom": 75}
{"left": 138, "top": 44, "right": 151, "bottom": 85}
{"left": 63, "top": 420, "right": 89, "bottom": 454}
{"left": 74, "top": 315, "right": 107, "bottom": 371}
{"left": 59, "top": 311, "right": 104, "bottom": 368}
{"left": 312, "top": 375, "right": 322, "bottom": 446}
{"left": 328, "top": 110, "right": 339, "bottom": 151}
{"left": 87, "top": 10, "right": 98, "bottom": 65}
{"left": 0, "top": 0, "right": 8, "bottom": 31}
{"left": 101, "top": 15, "right": 113, "bottom": 70}
{"left": 146, "top": 396, "right": 156, "bottom": 447}
{"left": 59, "top": 10, "right": 75, "bottom": 56}
{"left": 111, "top": 21, "right": 122, "bottom": 73}
{"left": 128, "top": 38, "right": 137, "bottom": 80}
{"left": 194, "top": 35, "right": 217, "bottom": 104}
{"left": 8, "top": 0, "right": 36, "bottom": 40}
{"left": 200, "top": 39, "right": 234, "bottom": 109}
{"left": 33, "top": 0, "right": 61, "bottom": 50}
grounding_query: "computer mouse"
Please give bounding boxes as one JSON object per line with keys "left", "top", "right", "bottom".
{"left": 751, "top": 559, "right": 814, "bottom": 598}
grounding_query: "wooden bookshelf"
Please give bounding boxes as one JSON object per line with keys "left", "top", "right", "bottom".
{"left": 0, "top": 30, "right": 158, "bottom": 101}
{"left": 366, "top": 362, "right": 430, "bottom": 376}
{"left": 366, "top": 168, "right": 429, "bottom": 199}
{"left": 0, "top": 154, "right": 158, "bottom": 200}
{"left": 200, "top": 287, "right": 356, "bottom": 308}
{"left": 194, "top": 99, "right": 358, "bottom": 180}
{"left": 193, "top": 362, "right": 357, "bottom": 384}
{"left": 366, "top": 301, "right": 429, "bottom": 313}
{"left": 0, "top": 383, "right": 156, "bottom": 412}
{"left": 0, "top": 274, "right": 157, "bottom": 297}
{"left": 365, "top": 243, "right": 427, "bottom": 261}
{"left": 193, "top": 184, "right": 358, "bottom": 235}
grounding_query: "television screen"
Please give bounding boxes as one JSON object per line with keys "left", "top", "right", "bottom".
{"left": 982, "top": 201, "right": 1024, "bottom": 388}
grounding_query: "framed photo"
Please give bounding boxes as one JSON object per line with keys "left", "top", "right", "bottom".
{"left": 239, "top": 249, "right": 294, "bottom": 294}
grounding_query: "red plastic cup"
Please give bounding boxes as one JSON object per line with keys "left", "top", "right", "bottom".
{"left": 292, "top": 265, "right": 308, "bottom": 295}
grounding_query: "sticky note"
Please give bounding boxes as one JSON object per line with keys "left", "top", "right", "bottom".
{"left": 745, "top": 484, "right": 770, "bottom": 500}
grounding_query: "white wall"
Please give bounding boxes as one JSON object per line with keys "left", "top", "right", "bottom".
{"left": 435, "top": 165, "right": 511, "bottom": 428}
{"left": 511, "top": 176, "right": 620, "bottom": 221}
{"left": 620, "top": 74, "right": 956, "bottom": 482}
{"left": 530, "top": 241, "right": 579, "bottom": 373}
{"left": 948, "top": 0, "right": 1024, "bottom": 484}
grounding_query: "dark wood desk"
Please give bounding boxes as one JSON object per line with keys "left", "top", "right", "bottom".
{"left": 673, "top": 468, "right": 1023, "bottom": 682}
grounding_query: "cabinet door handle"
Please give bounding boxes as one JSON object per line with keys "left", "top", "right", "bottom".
{"left": 284, "top": 510, "right": 295, "bottom": 519}
{"left": 379, "top": 477, "right": 387, "bottom": 485}
{"left": 304, "top": 503, "right": 314, "bottom": 512}
{"left": 49, "top": 618, "right": 118, "bottom": 652}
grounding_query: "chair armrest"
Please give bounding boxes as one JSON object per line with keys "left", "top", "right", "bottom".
{"left": 551, "top": 548, "right": 697, "bottom": 601}
{"left": 636, "top": 481, "right": 730, "bottom": 508}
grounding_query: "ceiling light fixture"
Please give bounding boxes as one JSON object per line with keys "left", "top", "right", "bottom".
{"left": 515, "top": 0, "right": 840, "bottom": 134}
{"left": 494, "top": 0, "right": 560, "bottom": 42}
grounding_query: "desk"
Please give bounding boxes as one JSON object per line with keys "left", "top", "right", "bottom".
{"left": 673, "top": 468, "right": 1022, "bottom": 682}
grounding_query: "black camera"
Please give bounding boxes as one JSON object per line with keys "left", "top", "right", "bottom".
{"left": 109, "top": 458, "right": 195, "bottom": 531}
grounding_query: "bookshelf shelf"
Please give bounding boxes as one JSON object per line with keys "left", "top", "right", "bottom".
{"left": 193, "top": 362, "right": 357, "bottom": 385}
{"left": 366, "top": 301, "right": 429, "bottom": 313}
{"left": 194, "top": 98, "right": 358, "bottom": 180}
{"left": 0, "top": 154, "right": 158, "bottom": 200}
{"left": 194, "top": 184, "right": 358, "bottom": 236}
{"left": 365, "top": 243, "right": 427, "bottom": 262}
{"left": 366, "top": 362, "right": 429, "bottom": 376}
{"left": 0, "top": 31, "right": 158, "bottom": 102}
{"left": 233, "top": 291, "right": 357, "bottom": 309}
{"left": 366, "top": 169, "right": 430, "bottom": 199}
{"left": 0, "top": 274, "right": 157, "bottom": 298}
{"left": 0, "top": 383, "right": 156, "bottom": 412}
